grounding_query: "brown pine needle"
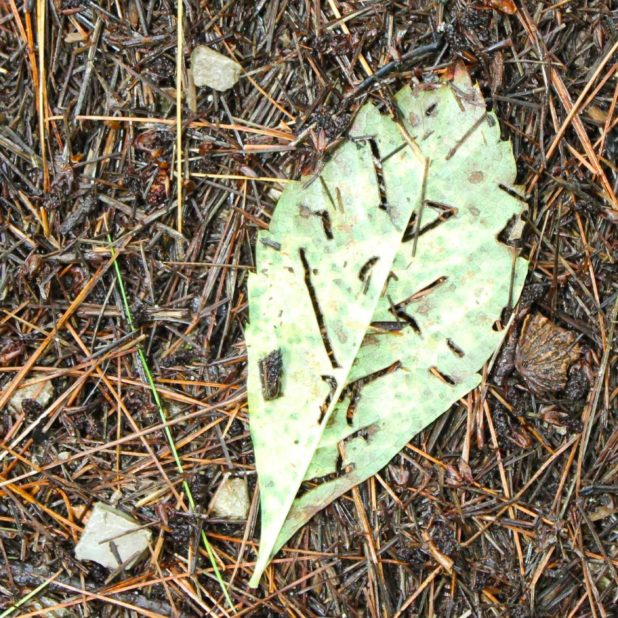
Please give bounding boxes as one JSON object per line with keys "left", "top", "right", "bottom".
{"left": 176, "top": 0, "right": 184, "bottom": 235}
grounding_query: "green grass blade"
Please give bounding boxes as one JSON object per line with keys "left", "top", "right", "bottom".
{"left": 108, "top": 235, "right": 235, "bottom": 611}
{"left": 0, "top": 570, "right": 59, "bottom": 618}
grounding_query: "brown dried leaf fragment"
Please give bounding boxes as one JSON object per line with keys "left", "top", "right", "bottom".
{"left": 483, "top": 0, "right": 517, "bottom": 15}
{"left": 259, "top": 349, "right": 283, "bottom": 401}
{"left": 515, "top": 313, "right": 581, "bottom": 394}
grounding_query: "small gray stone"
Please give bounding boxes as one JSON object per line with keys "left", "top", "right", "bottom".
{"left": 9, "top": 375, "right": 54, "bottom": 412}
{"left": 74, "top": 502, "right": 151, "bottom": 569}
{"left": 191, "top": 46, "right": 242, "bottom": 92}
{"left": 209, "top": 477, "right": 250, "bottom": 520}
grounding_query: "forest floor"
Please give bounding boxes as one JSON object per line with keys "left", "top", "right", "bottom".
{"left": 0, "top": 0, "right": 617, "bottom": 616}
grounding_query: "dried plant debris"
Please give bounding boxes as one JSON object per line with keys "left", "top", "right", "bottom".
{"left": 515, "top": 313, "right": 581, "bottom": 394}
{"left": 1, "top": 0, "right": 616, "bottom": 614}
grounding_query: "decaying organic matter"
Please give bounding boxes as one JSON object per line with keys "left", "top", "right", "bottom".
{"left": 1, "top": 0, "right": 616, "bottom": 614}
{"left": 515, "top": 313, "right": 581, "bottom": 394}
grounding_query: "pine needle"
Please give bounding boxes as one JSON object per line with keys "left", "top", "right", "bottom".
{"left": 0, "top": 570, "right": 62, "bottom": 618}
{"left": 107, "top": 233, "right": 235, "bottom": 611}
{"left": 176, "top": 0, "right": 184, "bottom": 235}
{"left": 36, "top": 0, "right": 49, "bottom": 192}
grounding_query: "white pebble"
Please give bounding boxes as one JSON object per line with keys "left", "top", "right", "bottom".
{"left": 74, "top": 502, "right": 151, "bottom": 569}
{"left": 191, "top": 46, "right": 242, "bottom": 92}
{"left": 209, "top": 477, "right": 250, "bottom": 520}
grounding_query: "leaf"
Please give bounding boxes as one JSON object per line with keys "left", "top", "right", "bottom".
{"left": 246, "top": 66, "right": 528, "bottom": 586}
{"left": 483, "top": 0, "right": 518, "bottom": 15}
{"left": 515, "top": 313, "right": 580, "bottom": 393}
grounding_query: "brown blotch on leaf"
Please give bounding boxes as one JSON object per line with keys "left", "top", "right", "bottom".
{"left": 259, "top": 349, "right": 283, "bottom": 401}
{"left": 468, "top": 170, "right": 484, "bottom": 183}
{"left": 408, "top": 112, "right": 420, "bottom": 127}
{"left": 515, "top": 313, "right": 580, "bottom": 394}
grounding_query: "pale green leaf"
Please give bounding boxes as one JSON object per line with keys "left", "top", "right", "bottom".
{"left": 246, "top": 67, "right": 528, "bottom": 586}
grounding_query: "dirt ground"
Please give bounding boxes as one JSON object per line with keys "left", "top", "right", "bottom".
{"left": 0, "top": 0, "right": 617, "bottom": 616}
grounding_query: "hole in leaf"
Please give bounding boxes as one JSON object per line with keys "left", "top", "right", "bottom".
{"left": 499, "top": 183, "right": 528, "bottom": 203}
{"left": 299, "top": 206, "right": 334, "bottom": 240}
{"left": 370, "top": 321, "right": 406, "bottom": 332}
{"left": 343, "top": 426, "right": 371, "bottom": 445}
{"left": 300, "top": 457, "right": 356, "bottom": 491}
{"left": 299, "top": 248, "right": 340, "bottom": 368}
{"left": 341, "top": 361, "right": 402, "bottom": 425}
{"left": 344, "top": 391, "right": 361, "bottom": 426}
{"left": 403, "top": 212, "right": 417, "bottom": 241}
{"left": 358, "top": 256, "right": 379, "bottom": 293}
{"left": 368, "top": 138, "right": 388, "bottom": 211}
{"left": 392, "top": 277, "right": 447, "bottom": 311}
{"left": 260, "top": 237, "right": 281, "bottom": 251}
{"left": 430, "top": 366, "right": 456, "bottom": 385}
{"left": 319, "top": 375, "right": 338, "bottom": 423}
{"left": 295, "top": 481, "right": 316, "bottom": 499}
{"left": 447, "top": 338, "right": 465, "bottom": 357}
{"left": 320, "top": 210, "right": 333, "bottom": 240}
{"left": 497, "top": 214, "right": 522, "bottom": 248}
{"left": 341, "top": 423, "right": 379, "bottom": 452}
{"left": 335, "top": 453, "right": 345, "bottom": 474}
{"left": 403, "top": 202, "right": 457, "bottom": 242}
{"left": 391, "top": 307, "right": 421, "bottom": 334}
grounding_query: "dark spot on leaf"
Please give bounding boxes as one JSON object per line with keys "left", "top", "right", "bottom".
{"left": 299, "top": 248, "right": 340, "bottom": 368}
{"left": 259, "top": 349, "right": 283, "bottom": 400}
{"left": 430, "top": 366, "right": 456, "bottom": 385}
{"left": 319, "top": 375, "right": 338, "bottom": 423}
{"left": 358, "top": 256, "right": 379, "bottom": 293}
{"left": 320, "top": 210, "right": 333, "bottom": 239}
{"left": 261, "top": 237, "right": 281, "bottom": 251}
{"left": 368, "top": 139, "right": 388, "bottom": 211}
{"left": 499, "top": 183, "right": 528, "bottom": 203}
{"left": 492, "top": 320, "right": 504, "bottom": 332}
{"left": 447, "top": 339, "right": 465, "bottom": 357}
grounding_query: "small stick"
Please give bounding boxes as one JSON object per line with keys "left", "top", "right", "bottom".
{"left": 412, "top": 158, "right": 430, "bottom": 258}
{"left": 176, "top": 0, "right": 184, "bottom": 235}
{"left": 343, "top": 39, "right": 443, "bottom": 102}
{"left": 36, "top": 0, "right": 49, "bottom": 192}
